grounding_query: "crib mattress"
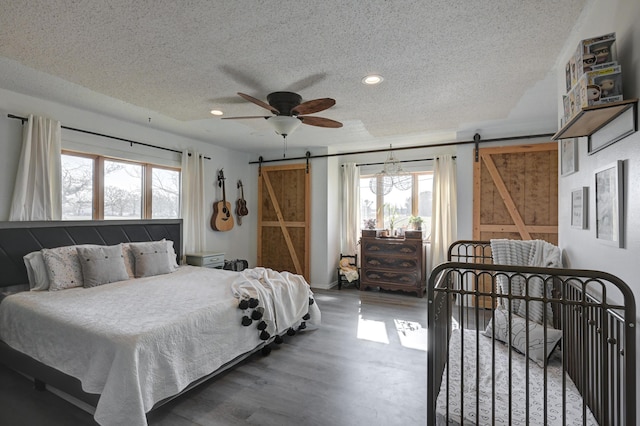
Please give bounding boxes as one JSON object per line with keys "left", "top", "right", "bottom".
{"left": 436, "top": 329, "right": 597, "bottom": 426}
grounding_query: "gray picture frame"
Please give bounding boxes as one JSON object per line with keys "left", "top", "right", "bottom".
{"left": 594, "top": 161, "right": 624, "bottom": 247}
{"left": 560, "top": 138, "right": 578, "bottom": 176}
{"left": 571, "top": 187, "right": 588, "bottom": 229}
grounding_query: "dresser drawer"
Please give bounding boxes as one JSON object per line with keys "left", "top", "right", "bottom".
{"left": 362, "top": 239, "right": 418, "bottom": 256}
{"left": 186, "top": 252, "right": 225, "bottom": 268}
{"left": 364, "top": 255, "right": 418, "bottom": 270}
{"left": 363, "top": 269, "right": 419, "bottom": 287}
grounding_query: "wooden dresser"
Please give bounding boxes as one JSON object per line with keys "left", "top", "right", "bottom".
{"left": 360, "top": 231, "right": 427, "bottom": 297}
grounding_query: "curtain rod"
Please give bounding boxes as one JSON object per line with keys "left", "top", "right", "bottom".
{"left": 343, "top": 156, "right": 457, "bottom": 167}
{"left": 249, "top": 132, "right": 554, "bottom": 165}
{"left": 7, "top": 114, "right": 211, "bottom": 160}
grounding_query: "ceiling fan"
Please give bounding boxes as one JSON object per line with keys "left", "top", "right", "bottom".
{"left": 222, "top": 91, "right": 343, "bottom": 139}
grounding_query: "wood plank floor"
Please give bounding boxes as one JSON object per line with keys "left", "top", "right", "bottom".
{"left": 0, "top": 287, "right": 427, "bottom": 426}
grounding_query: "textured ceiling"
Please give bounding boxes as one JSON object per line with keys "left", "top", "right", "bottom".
{"left": 0, "top": 1, "right": 587, "bottom": 153}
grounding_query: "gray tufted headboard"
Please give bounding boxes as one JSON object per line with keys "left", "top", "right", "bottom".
{"left": 0, "top": 219, "right": 182, "bottom": 288}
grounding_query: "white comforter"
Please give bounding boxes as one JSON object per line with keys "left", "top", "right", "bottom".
{"left": 0, "top": 266, "right": 320, "bottom": 426}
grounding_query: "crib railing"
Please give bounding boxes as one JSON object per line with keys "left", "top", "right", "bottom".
{"left": 427, "top": 240, "right": 636, "bottom": 426}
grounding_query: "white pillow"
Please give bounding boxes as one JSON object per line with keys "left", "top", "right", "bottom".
{"left": 42, "top": 246, "right": 86, "bottom": 291}
{"left": 130, "top": 241, "right": 173, "bottom": 278}
{"left": 23, "top": 251, "right": 51, "bottom": 291}
{"left": 482, "top": 308, "right": 562, "bottom": 367}
{"left": 165, "top": 239, "right": 180, "bottom": 270}
{"left": 77, "top": 245, "right": 129, "bottom": 288}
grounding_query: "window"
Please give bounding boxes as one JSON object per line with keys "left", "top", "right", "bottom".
{"left": 61, "top": 151, "right": 180, "bottom": 220}
{"left": 151, "top": 167, "right": 181, "bottom": 219}
{"left": 61, "top": 154, "right": 94, "bottom": 220}
{"left": 104, "top": 160, "right": 143, "bottom": 219}
{"left": 360, "top": 172, "right": 433, "bottom": 238}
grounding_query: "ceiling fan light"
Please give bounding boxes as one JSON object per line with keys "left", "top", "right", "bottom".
{"left": 210, "top": 109, "right": 223, "bottom": 116}
{"left": 268, "top": 116, "right": 302, "bottom": 137}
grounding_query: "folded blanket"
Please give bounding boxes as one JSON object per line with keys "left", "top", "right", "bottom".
{"left": 490, "top": 239, "right": 561, "bottom": 325}
{"left": 490, "top": 239, "right": 561, "bottom": 269}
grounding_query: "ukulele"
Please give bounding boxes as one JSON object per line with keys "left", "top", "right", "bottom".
{"left": 236, "top": 180, "right": 249, "bottom": 225}
{"left": 211, "top": 169, "right": 234, "bottom": 231}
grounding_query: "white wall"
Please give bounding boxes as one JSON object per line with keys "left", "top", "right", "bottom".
{"left": 556, "top": 0, "right": 640, "bottom": 299}
{"left": 0, "top": 87, "right": 256, "bottom": 265}
{"left": 555, "top": 0, "right": 640, "bottom": 411}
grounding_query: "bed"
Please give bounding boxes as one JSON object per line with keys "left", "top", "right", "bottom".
{"left": 427, "top": 240, "right": 636, "bottom": 426}
{"left": 0, "top": 219, "right": 320, "bottom": 426}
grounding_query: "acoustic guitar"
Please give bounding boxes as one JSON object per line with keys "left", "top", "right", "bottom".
{"left": 236, "top": 180, "right": 249, "bottom": 225}
{"left": 211, "top": 169, "right": 234, "bottom": 231}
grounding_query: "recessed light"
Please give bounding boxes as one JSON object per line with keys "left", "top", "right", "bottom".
{"left": 362, "top": 74, "right": 383, "bottom": 85}
{"left": 210, "top": 109, "right": 223, "bottom": 116}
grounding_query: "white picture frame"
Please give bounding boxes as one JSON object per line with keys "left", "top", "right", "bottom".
{"left": 594, "top": 161, "right": 624, "bottom": 247}
{"left": 560, "top": 138, "right": 578, "bottom": 176}
{"left": 588, "top": 107, "right": 637, "bottom": 154}
{"left": 571, "top": 187, "right": 588, "bottom": 229}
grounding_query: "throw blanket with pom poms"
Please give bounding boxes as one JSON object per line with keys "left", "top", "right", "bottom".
{"left": 230, "top": 267, "right": 320, "bottom": 342}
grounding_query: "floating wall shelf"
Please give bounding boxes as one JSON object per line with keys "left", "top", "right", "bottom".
{"left": 552, "top": 98, "right": 638, "bottom": 140}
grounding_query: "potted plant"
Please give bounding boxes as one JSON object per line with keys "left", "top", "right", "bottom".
{"left": 409, "top": 216, "right": 423, "bottom": 230}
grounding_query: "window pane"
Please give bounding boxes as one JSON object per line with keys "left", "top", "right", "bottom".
{"left": 383, "top": 184, "right": 412, "bottom": 232}
{"left": 61, "top": 155, "right": 94, "bottom": 220}
{"left": 360, "top": 177, "right": 377, "bottom": 229}
{"left": 104, "top": 160, "right": 142, "bottom": 219}
{"left": 152, "top": 168, "right": 180, "bottom": 218}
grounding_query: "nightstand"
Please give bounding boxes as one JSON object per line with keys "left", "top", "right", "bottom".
{"left": 185, "top": 252, "right": 225, "bottom": 269}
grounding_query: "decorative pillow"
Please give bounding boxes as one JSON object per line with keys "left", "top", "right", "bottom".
{"left": 123, "top": 240, "right": 179, "bottom": 278}
{"left": 130, "top": 241, "right": 173, "bottom": 278}
{"left": 482, "top": 308, "right": 562, "bottom": 367}
{"left": 23, "top": 251, "right": 51, "bottom": 291}
{"left": 77, "top": 245, "right": 129, "bottom": 288}
{"left": 42, "top": 246, "right": 87, "bottom": 291}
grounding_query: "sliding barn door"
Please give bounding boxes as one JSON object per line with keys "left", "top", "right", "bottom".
{"left": 473, "top": 142, "right": 558, "bottom": 307}
{"left": 258, "top": 163, "right": 311, "bottom": 281}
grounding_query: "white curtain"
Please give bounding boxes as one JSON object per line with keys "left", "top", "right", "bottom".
{"left": 181, "top": 150, "right": 206, "bottom": 260}
{"left": 341, "top": 163, "right": 360, "bottom": 256}
{"left": 430, "top": 155, "right": 457, "bottom": 274}
{"left": 9, "top": 115, "right": 62, "bottom": 221}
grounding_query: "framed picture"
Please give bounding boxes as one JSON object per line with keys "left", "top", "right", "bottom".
{"left": 571, "top": 187, "right": 588, "bottom": 229}
{"left": 560, "top": 138, "right": 578, "bottom": 176}
{"left": 594, "top": 161, "right": 624, "bottom": 247}
{"left": 588, "top": 107, "right": 637, "bottom": 154}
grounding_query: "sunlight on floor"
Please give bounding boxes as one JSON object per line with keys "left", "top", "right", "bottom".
{"left": 356, "top": 315, "right": 390, "bottom": 344}
{"left": 393, "top": 319, "right": 427, "bottom": 351}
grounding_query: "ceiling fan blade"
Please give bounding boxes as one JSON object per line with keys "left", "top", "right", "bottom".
{"left": 299, "top": 116, "right": 343, "bottom": 128}
{"left": 221, "top": 116, "right": 270, "bottom": 120}
{"left": 292, "top": 98, "right": 336, "bottom": 115}
{"left": 237, "top": 92, "right": 280, "bottom": 114}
